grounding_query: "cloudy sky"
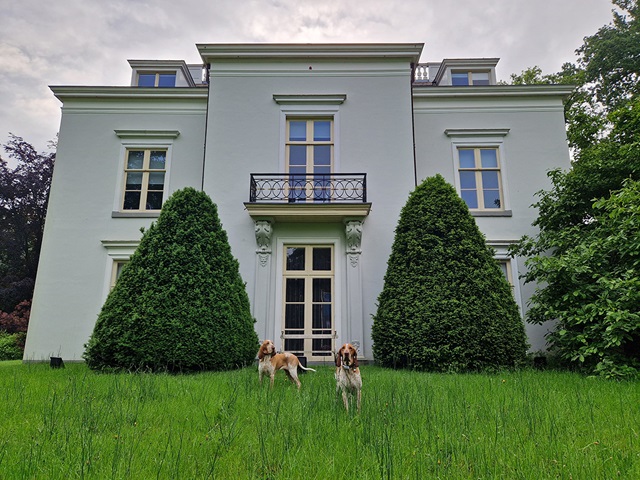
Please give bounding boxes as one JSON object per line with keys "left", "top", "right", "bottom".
{"left": 0, "top": 0, "right": 617, "bottom": 155}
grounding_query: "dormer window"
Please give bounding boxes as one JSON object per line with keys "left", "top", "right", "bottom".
{"left": 137, "top": 72, "right": 176, "bottom": 88}
{"left": 451, "top": 71, "right": 490, "bottom": 86}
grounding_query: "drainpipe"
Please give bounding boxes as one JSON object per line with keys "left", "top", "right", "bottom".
{"left": 201, "top": 63, "right": 211, "bottom": 192}
{"left": 410, "top": 62, "right": 418, "bottom": 188}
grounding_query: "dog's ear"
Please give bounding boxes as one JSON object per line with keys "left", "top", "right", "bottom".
{"left": 335, "top": 347, "right": 342, "bottom": 367}
{"left": 352, "top": 347, "right": 359, "bottom": 368}
{"left": 257, "top": 342, "right": 265, "bottom": 360}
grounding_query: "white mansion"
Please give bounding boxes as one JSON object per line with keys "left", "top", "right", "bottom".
{"left": 24, "top": 43, "right": 572, "bottom": 362}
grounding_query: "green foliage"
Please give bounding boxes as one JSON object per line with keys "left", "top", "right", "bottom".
{"left": 83, "top": 187, "right": 259, "bottom": 372}
{"left": 372, "top": 175, "right": 528, "bottom": 371}
{"left": 0, "top": 331, "right": 23, "bottom": 360}
{"left": 511, "top": 0, "right": 640, "bottom": 378}
{"left": 519, "top": 180, "right": 640, "bottom": 379}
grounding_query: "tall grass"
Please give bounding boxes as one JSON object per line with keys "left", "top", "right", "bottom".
{"left": 0, "top": 362, "right": 638, "bottom": 479}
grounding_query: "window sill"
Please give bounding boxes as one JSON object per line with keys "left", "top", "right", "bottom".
{"left": 470, "top": 210, "right": 512, "bottom": 217}
{"left": 112, "top": 211, "right": 161, "bottom": 218}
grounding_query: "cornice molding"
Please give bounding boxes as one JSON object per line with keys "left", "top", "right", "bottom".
{"left": 198, "top": 43, "right": 423, "bottom": 62}
{"left": 412, "top": 84, "right": 575, "bottom": 99}
{"left": 273, "top": 94, "right": 346, "bottom": 105}
{"left": 445, "top": 128, "right": 510, "bottom": 137}
{"left": 50, "top": 86, "right": 209, "bottom": 101}
{"left": 114, "top": 129, "right": 181, "bottom": 139}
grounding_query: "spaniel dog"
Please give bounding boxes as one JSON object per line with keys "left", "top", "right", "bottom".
{"left": 335, "top": 343, "right": 362, "bottom": 413}
{"left": 257, "top": 339, "right": 315, "bottom": 389}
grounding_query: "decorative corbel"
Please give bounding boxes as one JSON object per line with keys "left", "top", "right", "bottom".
{"left": 254, "top": 220, "right": 272, "bottom": 267}
{"left": 345, "top": 220, "right": 363, "bottom": 267}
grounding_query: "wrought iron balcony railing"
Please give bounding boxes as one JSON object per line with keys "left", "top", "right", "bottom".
{"left": 249, "top": 173, "right": 367, "bottom": 203}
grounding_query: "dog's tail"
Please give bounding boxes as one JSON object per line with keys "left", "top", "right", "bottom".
{"left": 298, "top": 364, "right": 316, "bottom": 372}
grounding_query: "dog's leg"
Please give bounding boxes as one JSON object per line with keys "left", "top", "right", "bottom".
{"left": 342, "top": 390, "right": 349, "bottom": 412}
{"left": 286, "top": 368, "right": 301, "bottom": 389}
{"left": 356, "top": 389, "right": 361, "bottom": 414}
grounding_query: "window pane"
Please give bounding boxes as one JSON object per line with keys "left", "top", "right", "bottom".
{"left": 312, "top": 248, "right": 331, "bottom": 271}
{"left": 314, "top": 166, "right": 330, "bottom": 175}
{"left": 458, "top": 149, "right": 475, "bottom": 168}
{"left": 483, "top": 189, "right": 501, "bottom": 209}
{"left": 125, "top": 172, "right": 143, "bottom": 189}
{"left": 312, "top": 304, "right": 332, "bottom": 329}
{"left": 312, "top": 338, "right": 332, "bottom": 355}
{"left": 459, "top": 171, "right": 476, "bottom": 189}
{"left": 123, "top": 192, "right": 141, "bottom": 210}
{"left": 314, "top": 145, "right": 331, "bottom": 166}
{"left": 461, "top": 190, "right": 478, "bottom": 209}
{"left": 285, "top": 304, "right": 305, "bottom": 329}
{"left": 481, "top": 170, "right": 499, "bottom": 189}
{"left": 158, "top": 74, "right": 176, "bottom": 87}
{"left": 289, "top": 121, "right": 306, "bottom": 141}
{"left": 289, "top": 145, "right": 307, "bottom": 166}
{"left": 138, "top": 74, "right": 155, "bottom": 87}
{"left": 480, "top": 149, "right": 498, "bottom": 168}
{"left": 149, "top": 151, "right": 166, "bottom": 169}
{"left": 286, "top": 278, "right": 305, "bottom": 302}
{"left": 472, "top": 72, "right": 490, "bottom": 85}
{"left": 145, "top": 191, "right": 163, "bottom": 210}
{"left": 148, "top": 172, "right": 165, "bottom": 190}
{"left": 452, "top": 73, "right": 469, "bottom": 86}
{"left": 285, "top": 338, "right": 304, "bottom": 353}
{"left": 313, "top": 278, "right": 331, "bottom": 302}
{"left": 314, "top": 121, "right": 331, "bottom": 141}
{"left": 286, "top": 247, "right": 305, "bottom": 270}
{"left": 127, "top": 151, "right": 144, "bottom": 169}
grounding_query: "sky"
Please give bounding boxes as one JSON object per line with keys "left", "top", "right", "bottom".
{"left": 0, "top": 0, "right": 618, "bottom": 157}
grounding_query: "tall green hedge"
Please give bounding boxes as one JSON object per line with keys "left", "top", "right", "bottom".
{"left": 84, "top": 188, "right": 258, "bottom": 372}
{"left": 371, "top": 175, "right": 528, "bottom": 371}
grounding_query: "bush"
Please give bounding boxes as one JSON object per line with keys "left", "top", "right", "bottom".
{"left": 0, "top": 299, "right": 30, "bottom": 333}
{"left": 0, "top": 331, "right": 23, "bottom": 361}
{"left": 372, "top": 175, "right": 528, "bottom": 371}
{"left": 83, "top": 188, "right": 259, "bottom": 372}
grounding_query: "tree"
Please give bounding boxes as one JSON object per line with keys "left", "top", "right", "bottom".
{"left": 371, "top": 175, "right": 528, "bottom": 372}
{"left": 0, "top": 135, "right": 55, "bottom": 316}
{"left": 83, "top": 187, "right": 259, "bottom": 372}
{"left": 511, "top": 0, "right": 640, "bottom": 378}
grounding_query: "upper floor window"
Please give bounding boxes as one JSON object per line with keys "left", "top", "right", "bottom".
{"left": 137, "top": 72, "right": 176, "bottom": 87}
{"left": 286, "top": 118, "right": 333, "bottom": 202}
{"left": 458, "top": 147, "right": 503, "bottom": 210}
{"left": 451, "top": 71, "right": 490, "bottom": 86}
{"left": 122, "top": 149, "right": 166, "bottom": 211}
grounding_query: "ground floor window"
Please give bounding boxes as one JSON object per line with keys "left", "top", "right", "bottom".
{"left": 282, "top": 245, "right": 334, "bottom": 360}
{"left": 110, "top": 260, "right": 129, "bottom": 290}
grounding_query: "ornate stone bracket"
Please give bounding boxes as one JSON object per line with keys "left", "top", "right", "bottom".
{"left": 254, "top": 220, "right": 272, "bottom": 267}
{"left": 345, "top": 220, "right": 363, "bottom": 267}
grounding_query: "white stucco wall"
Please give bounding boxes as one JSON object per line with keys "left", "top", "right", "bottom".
{"left": 413, "top": 86, "right": 572, "bottom": 351}
{"left": 24, "top": 89, "right": 207, "bottom": 360}
{"left": 202, "top": 56, "right": 417, "bottom": 360}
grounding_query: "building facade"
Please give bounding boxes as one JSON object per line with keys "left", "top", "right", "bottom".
{"left": 24, "top": 43, "right": 572, "bottom": 362}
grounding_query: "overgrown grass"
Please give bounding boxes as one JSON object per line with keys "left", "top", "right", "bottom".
{"left": 0, "top": 362, "right": 638, "bottom": 479}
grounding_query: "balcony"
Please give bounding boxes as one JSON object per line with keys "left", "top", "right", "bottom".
{"left": 244, "top": 173, "right": 371, "bottom": 222}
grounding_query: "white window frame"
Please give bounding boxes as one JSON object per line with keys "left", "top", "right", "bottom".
{"left": 101, "top": 240, "right": 138, "bottom": 300}
{"left": 136, "top": 72, "right": 177, "bottom": 87}
{"left": 121, "top": 148, "right": 168, "bottom": 212}
{"left": 445, "top": 129, "right": 511, "bottom": 215}
{"left": 113, "top": 130, "right": 178, "bottom": 216}
{"left": 272, "top": 234, "right": 344, "bottom": 358}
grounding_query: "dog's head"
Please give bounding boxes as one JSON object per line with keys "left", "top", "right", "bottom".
{"left": 258, "top": 339, "right": 275, "bottom": 359}
{"left": 335, "top": 343, "right": 358, "bottom": 369}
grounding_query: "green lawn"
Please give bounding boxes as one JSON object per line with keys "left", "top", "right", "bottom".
{"left": 0, "top": 362, "right": 637, "bottom": 479}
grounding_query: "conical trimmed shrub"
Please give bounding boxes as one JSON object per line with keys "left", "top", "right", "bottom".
{"left": 84, "top": 187, "right": 259, "bottom": 372}
{"left": 372, "top": 175, "right": 528, "bottom": 371}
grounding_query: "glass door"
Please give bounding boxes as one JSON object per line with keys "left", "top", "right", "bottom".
{"left": 282, "top": 246, "right": 334, "bottom": 360}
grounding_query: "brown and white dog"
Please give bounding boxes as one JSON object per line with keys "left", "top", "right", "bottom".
{"left": 335, "top": 343, "right": 362, "bottom": 413}
{"left": 257, "top": 339, "right": 316, "bottom": 389}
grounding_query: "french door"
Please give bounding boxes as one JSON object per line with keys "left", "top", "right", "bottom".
{"left": 285, "top": 118, "right": 333, "bottom": 202}
{"left": 282, "top": 245, "right": 334, "bottom": 361}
